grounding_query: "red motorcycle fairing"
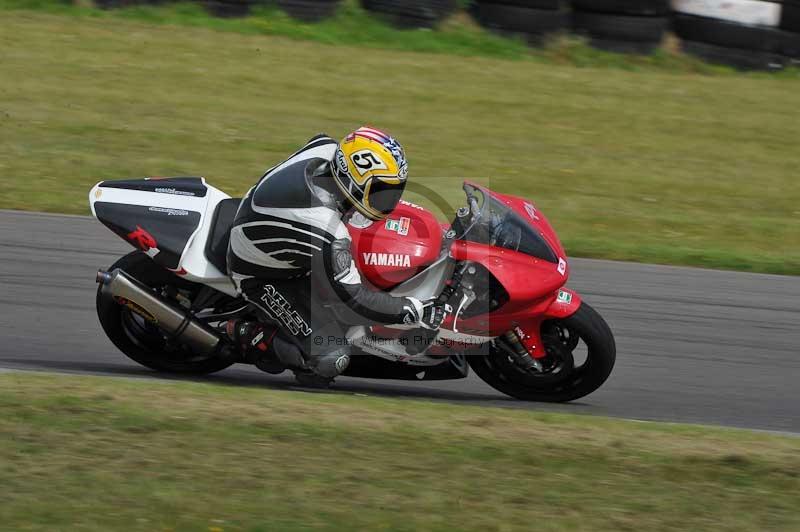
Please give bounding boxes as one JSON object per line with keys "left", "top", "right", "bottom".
{"left": 449, "top": 239, "right": 568, "bottom": 318}
{"left": 506, "top": 287, "right": 583, "bottom": 359}
{"left": 364, "top": 179, "right": 586, "bottom": 361}
{"left": 348, "top": 180, "right": 585, "bottom": 361}
{"left": 348, "top": 200, "right": 443, "bottom": 289}
{"left": 445, "top": 240, "right": 581, "bottom": 358}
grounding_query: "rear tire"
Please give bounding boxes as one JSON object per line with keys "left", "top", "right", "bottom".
{"left": 469, "top": 302, "right": 615, "bottom": 402}
{"left": 96, "top": 252, "right": 235, "bottom": 375}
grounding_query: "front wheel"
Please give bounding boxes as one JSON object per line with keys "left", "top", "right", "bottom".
{"left": 469, "top": 302, "right": 616, "bottom": 402}
{"left": 96, "top": 252, "right": 236, "bottom": 375}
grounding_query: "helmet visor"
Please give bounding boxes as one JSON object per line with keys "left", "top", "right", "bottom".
{"left": 367, "top": 178, "right": 405, "bottom": 216}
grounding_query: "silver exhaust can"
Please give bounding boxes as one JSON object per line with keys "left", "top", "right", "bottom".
{"left": 96, "top": 268, "right": 221, "bottom": 355}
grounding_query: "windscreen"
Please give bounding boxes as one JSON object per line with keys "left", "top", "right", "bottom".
{"left": 457, "top": 186, "right": 558, "bottom": 263}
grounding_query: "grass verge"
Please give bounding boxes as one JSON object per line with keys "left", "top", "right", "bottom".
{"left": 0, "top": 8, "right": 798, "bottom": 274}
{"left": 1, "top": 372, "right": 799, "bottom": 531}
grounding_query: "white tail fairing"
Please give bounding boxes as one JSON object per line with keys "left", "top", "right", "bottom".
{"left": 89, "top": 177, "right": 237, "bottom": 295}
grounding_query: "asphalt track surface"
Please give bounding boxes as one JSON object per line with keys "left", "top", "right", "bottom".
{"left": 1, "top": 209, "right": 798, "bottom": 433}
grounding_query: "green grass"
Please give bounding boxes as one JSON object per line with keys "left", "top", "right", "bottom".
{"left": 0, "top": 6, "right": 799, "bottom": 274}
{"left": 1, "top": 372, "right": 799, "bottom": 531}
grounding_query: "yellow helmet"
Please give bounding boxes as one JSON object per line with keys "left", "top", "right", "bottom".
{"left": 332, "top": 126, "right": 408, "bottom": 220}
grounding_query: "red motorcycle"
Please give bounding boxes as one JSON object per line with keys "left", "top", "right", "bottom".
{"left": 91, "top": 177, "right": 615, "bottom": 402}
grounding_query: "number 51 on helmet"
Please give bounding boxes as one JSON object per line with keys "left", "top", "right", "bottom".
{"left": 332, "top": 126, "right": 409, "bottom": 221}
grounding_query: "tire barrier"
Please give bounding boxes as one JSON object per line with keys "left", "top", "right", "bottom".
{"left": 86, "top": 0, "right": 800, "bottom": 70}
{"left": 94, "top": 0, "right": 160, "bottom": 8}
{"left": 572, "top": 1, "right": 670, "bottom": 54}
{"left": 783, "top": 0, "right": 800, "bottom": 31}
{"left": 471, "top": 1, "right": 570, "bottom": 45}
{"left": 202, "top": 0, "right": 251, "bottom": 18}
{"left": 99, "top": 0, "right": 343, "bottom": 21}
{"left": 276, "top": 0, "right": 343, "bottom": 22}
{"left": 359, "top": 0, "right": 458, "bottom": 29}
{"left": 673, "top": 0, "right": 800, "bottom": 69}
{"left": 573, "top": 0, "right": 670, "bottom": 16}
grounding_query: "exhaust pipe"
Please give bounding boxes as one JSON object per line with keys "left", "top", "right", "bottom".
{"left": 96, "top": 268, "right": 222, "bottom": 356}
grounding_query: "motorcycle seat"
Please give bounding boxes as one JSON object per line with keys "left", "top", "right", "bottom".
{"left": 205, "top": 197, "right": 242, "bottom": 274}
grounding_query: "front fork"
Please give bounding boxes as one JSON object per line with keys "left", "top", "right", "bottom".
{"left": 512, "top": 286, "right": 582, "bottom": 360}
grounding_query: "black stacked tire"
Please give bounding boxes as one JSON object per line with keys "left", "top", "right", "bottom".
{"left": 360, "top": 0, "right": 457, "bottom": 29}
{"left": 782, "top": 0, "right": 800, "bottom": 32}
{"left": 277, "top": 0, "right": 342, "bottom": 22}
{"left": 94, "top": 0, "right": 168, "bottom": 8}
{"left": 571, "top": 0, "right": 669, "bottom": 54}
{"left": 673, "top": 0, "right": 799, "bottom": 70}
{"left": 472, "top": 0, "right": 570, "bottom": 46}
{"left": 573, "top": 0, "right": 669, "bottom": 16}
{"left": 203, "top": 0, "right": 251, "bottom": 18}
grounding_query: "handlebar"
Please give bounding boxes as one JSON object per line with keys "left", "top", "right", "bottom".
{"left": 452, "top": 184, "right": 482, "bottom": 240}
{"left": 403, "top": 262, "right": 468, "bottom": 356}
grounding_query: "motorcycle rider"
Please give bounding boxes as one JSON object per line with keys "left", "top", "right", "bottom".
{"left": 226, "top": 127, "right": 447, "bottom": 386}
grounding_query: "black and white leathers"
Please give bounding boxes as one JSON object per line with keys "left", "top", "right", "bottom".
{"left": 227, "top": 135, "right": 424, "bottom": 329}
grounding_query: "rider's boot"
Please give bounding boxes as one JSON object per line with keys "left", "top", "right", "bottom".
{"left": 293, "top": 348, "right": 351, "bottom": 389}
{"left": 226, "top": 320, "right": 350, "bottom": 386}
{"left": 225, "top": 320, "right": 284, "bottom": 374}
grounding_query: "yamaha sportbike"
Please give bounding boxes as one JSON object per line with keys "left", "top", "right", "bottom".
{"left": 90, "top": 177, "right": 615, "bottom": 402}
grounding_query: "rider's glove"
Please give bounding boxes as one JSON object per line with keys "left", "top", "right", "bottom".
{"left": 405, "top": 298, "right": 448, "bottom": 330}
{"left": 420, "top": 300, "right": 448, "bottom": 330}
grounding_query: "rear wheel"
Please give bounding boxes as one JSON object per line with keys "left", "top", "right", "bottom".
{"left": 96, "top": 252, "right": 236, "bottom": 374}
{"left": 469, "top": 302, "right": 615, "bottom": 402}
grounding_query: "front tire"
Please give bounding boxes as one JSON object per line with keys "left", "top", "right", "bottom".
{"left": 469, "top": 302, "right": 616, "bottom": 402}
{"left": 96, "top": 252, "right": 235, "bottom": 375}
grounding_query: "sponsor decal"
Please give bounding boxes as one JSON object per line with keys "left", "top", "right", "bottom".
{"left": 348, "top": 211, "right": 374, "bottom": 229}
{"left": 557, "top": 258, "right": 567, "bottom": 276}
{"left": 383, "top": 136, "right": 404, "bottom": 163}
{"left": 94, "top": 188, "right": 103, "bottom": 199}
{"left": 524, "top": 202, "right": 539, "bottom": 221}
{"left": 251, "top": 330, "right": 264, "bottom": 347}
{"left": 385, "top": 216, "right": 410, "bottom": 236}
{"left": 148, "top": 206, "right": 189, "bottom": 216}
{"left": 154, "top": 187, "right": 195, "bottom": 197}
{"left": 397, "top": 161, "right": 408, "bottom": 180}
{"left": 399, "top": 199, "right": 424, "bottom": 211}
{"left": 335, "top": 149, "right": 349, "bottom": 175}
{"left": 557, "top": 290, "right": 573, "bottom": 305}
{"left": 334, "top": 354, "right": 350, "bottom": 374}
{"left": 127, "top": 225, "right": 157, "bottom": 252}
{"left": 260, "top": 285, "right": 312, "bottom": 337}
{"left": 362, "top": 252, "right": 412, "bottom": 268}
{"left": 114, "top": 296, "right": 158, "bottom": 324}
{"left": 350, "top": 149, "right": 388, "bottom": 176}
